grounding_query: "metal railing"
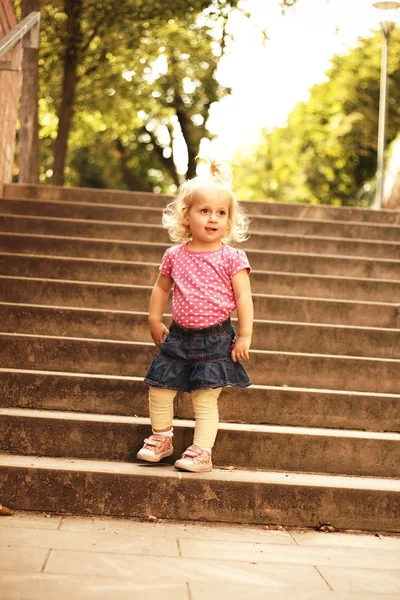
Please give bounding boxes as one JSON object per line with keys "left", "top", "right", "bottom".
{"left": 0, "top": 11, "right": 40, "bottom": 70}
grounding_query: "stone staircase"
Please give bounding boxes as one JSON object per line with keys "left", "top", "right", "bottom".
{"left": 0, "top": 183, "right": 399, "bottom": 531}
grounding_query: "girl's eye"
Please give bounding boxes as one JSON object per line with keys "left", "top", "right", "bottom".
{"left": 201, "top": 208, "right": 209, "bottom": 214}
{"left": 219, "top": 210, "right": 226, "bottom": 216}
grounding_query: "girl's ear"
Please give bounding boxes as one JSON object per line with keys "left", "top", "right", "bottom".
{"left": 182, "top": 206, "right": 190, "bottom": 225}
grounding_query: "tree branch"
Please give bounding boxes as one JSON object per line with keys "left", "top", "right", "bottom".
{"left": 115, "top": 139, "right": 153, "bottom": 192}
{"left": 83, "top": 48, "right": 107, "bottom": 77}
{"left": 142, "top": 126, "right": 181, "bottom": 187}
{"left": 81, "top": 19, "right": 102, "bottom": 53}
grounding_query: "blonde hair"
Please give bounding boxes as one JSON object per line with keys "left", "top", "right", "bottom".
{"left": 162, "top": 158, "right": 249, "bottom": 244}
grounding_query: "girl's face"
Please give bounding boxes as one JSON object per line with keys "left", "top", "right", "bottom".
{"left": 185, "top": 192, "right": 230, "bottom": 251}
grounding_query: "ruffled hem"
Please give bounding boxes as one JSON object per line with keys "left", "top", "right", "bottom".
{"left": 144, "top": 355, "right": 252, "bottom": 393}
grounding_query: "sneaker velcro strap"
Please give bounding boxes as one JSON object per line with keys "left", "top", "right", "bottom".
{"left": 143, "top": 437, "right": 159, "bottom": 447}
{"left": 182, "top": 446, "right": 201, "bottom": 458}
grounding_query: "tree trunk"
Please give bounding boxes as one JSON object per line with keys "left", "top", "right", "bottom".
{"left": 52, "top": 0, "right": 83, "bottom": 186}
{"left": 176, "top": 108, "right": 198, "bottom": 179}
{"left": 19, "top": 0, "right": 40, "bottom": 183}
{"left": 143, "top": 127, "right": 181, "bottom": 188}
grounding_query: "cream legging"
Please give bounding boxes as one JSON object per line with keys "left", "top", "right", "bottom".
{"left": 149, "top": 386, "right": 222, "bottom": 449}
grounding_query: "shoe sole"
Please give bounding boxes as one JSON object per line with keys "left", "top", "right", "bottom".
{"left": 136, "top": 448, "right": 174, "bottom": 463}
{"left": 174, "top": 460, "right": 213, "bottom": 473}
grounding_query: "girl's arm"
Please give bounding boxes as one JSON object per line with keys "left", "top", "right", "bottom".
{"left": 231, "top": 269, "right": 253, "bottom": 363}
{"left": 148, "top": 273, "right": 174, "bottom": 347}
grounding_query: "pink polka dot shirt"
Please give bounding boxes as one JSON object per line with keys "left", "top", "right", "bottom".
{"left": 160, "top": 243, "right": 251, "bottom": 329}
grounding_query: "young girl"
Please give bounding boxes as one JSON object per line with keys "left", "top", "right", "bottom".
{"left": 137, "top": 158, "right": 253, "bottom": 472}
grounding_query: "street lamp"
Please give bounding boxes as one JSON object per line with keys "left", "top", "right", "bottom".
{"left": 372, "top": 1, "right": 400, "bottom": 210}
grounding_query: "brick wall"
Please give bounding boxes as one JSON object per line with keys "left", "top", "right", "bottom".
{"left": 0, "top": 0, "right": 20, "bottom": 193}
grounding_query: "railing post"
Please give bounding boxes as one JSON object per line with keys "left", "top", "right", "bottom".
{"left": 0, "top": 8, "right": 41, "bottom": 191}
{"left": 0, "top": 0, "right": 19, "bottom": 195}
{"left": 19, "top": 2, "right": 40, "bottom": 183}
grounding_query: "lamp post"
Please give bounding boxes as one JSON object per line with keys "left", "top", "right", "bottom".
{"left": 372, "top": 1, "right": 400, "bottom": 210}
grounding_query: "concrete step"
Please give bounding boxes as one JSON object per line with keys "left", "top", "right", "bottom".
{"left": 2, "top": 214, "right": 400, "bottom": 259}
{"left": 2, "top": 369, "right": 399, "bottom": 431}
{"left": 0, "top": 214, "right": 170, "bottom": 242}
{"left": 0, "top": 198, "right": 165, "bottom": 223}
{"left": 0, "top": 333, "right": 399, "bottom": 393}
{"left": 250, "top": 214, "right": 400, "bottom": 241}
{"left": 2, "top": 197, "right": 400, "bottom": 246}
{"left": 2, "top": 184, "right": 398, "bottom": 534}
{"left": 1, "top": 303, "right": 398, "bottom": 359}
{"left": 5, "top": 183, "right": 400, "bottom": 225}
{"left": 0, "top": 453, "right": 399, "bottom": 530}
{"left": 2, "top": 198, "right": 400, "bottom": 241}
{"left": 161, "top": 199, "right": 400, "bottom": 226}
{"left": 1, "top": 408, "right": 399, "bottom": 477}
{"left": 1, "top": 276, "right": 399, "bottom": 328}
{"left": 3, "top": 183, "right": 171, "bottom": 208}
{"left": 2, "top": 233, "right": 400, "bottom": 280}
{"left": 251, "top": 292, "right": 400, "bottom": 328}
{"left": 0, "top": 253, "right": 158, "bottom": 285}
{"left": 1, "top": 254, "right": 398, "bottom": 303}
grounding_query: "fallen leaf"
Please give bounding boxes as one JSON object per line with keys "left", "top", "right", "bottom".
{"left": 317, "top": 523, "right": 336, "bottom": 533}
{"left": 0, "top": 504, "right": 13, "bottom": 516}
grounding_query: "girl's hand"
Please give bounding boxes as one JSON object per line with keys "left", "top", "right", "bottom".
{"left": 150, "top": 322, "right": 169, "bottom": 347}
{"left": 231, "top": 335, "right": 251, "bottom": 363}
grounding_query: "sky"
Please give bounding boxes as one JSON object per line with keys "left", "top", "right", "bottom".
{"left": 199, "top": 0, "right": 390, "bottom": 161}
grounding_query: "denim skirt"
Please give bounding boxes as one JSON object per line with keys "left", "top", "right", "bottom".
{"left": 144, "top": 318, "right": 252, "bottom": 393}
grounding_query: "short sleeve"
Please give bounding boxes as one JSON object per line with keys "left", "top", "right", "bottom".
{"left": 226, "top": 247, "right": 251, "bottom": 278}
{"left": 159, "top": 248, "right": 173, "bottom": 278}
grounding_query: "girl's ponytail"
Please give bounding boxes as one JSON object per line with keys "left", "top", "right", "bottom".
{"left": 196, "top": 157, "right": 233, "bottom": 188}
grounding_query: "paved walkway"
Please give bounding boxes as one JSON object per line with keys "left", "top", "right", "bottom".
{"left": 1, "top": 511, "right": 400, "bottom": 599}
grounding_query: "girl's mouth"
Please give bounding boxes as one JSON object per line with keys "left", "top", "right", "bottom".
{"left": 205, "top": 227, "right": 217, "bottom": 232}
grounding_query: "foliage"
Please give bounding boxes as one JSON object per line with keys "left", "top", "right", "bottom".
{"left": 10, "top": 0, "right": 301, "bottom": 190}
{"left": 24, "top": 0, "right": 243, "bottom": 189}
{"left": 233, "top": 29, "right": 400, "bottom": 206}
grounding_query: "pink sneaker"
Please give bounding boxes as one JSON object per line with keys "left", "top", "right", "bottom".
{"left": 174, "top": 445, "right": 212, "bottom": 473}
{"left": 137, "top": 434, "right": 173, "bottom": 463}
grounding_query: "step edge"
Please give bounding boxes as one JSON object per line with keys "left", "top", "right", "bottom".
{"left": 0, "top": 275, "right": 397, "bottom": 307}
{"left": 1, "top": 252, "right": 400, "bottom": 284}
{"left": 2, "top": 331, "right": 400, "bottom": 362}
{"left": 2, "top": 407, "right": 399, "bottom": 440}
{"left": 2, "top": 232, "right": 400, "bottom": 265}
{"left": 3, "top": 192, "right": 400, "bottom": 227}
{"left": 1, "top": 453, "right": 399, "bottom": 491}
{"left": 1, "top": 367, "right": 399, "bottom": 398}
{"left": 1, "top": 302, "right": 398, "bottom": 333}
{"left": 2, "top": 214, "right": 400, "bottom": 246}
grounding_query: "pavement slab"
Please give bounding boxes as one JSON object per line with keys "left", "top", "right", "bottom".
{"left": 43, "top": 549, "right": 329, "bottom": 589}
{"left": 318, "top": 566, "right": 400, "bottom": 594}
{"left": 1, "top": 546, "right": 49, "bottom": 573}
{"left": 0, "top": 527, "right": 180, "bottom": 557}
{"left": 0, "top": 574, "right": 190, "bottom": 600}
{"left": 178, "top": 538, "right": 400, "bottom": 570}
{"left": 0, "top": 512, "right": 399, "bottom": 599}
{"left": 290, "top": 530, "right": 400, "bottom": 549}
{"left": 189, "top": 585, "right": 400, "bottom": 600}
{"left": 59, "top": 515, "right": 295, "bottom": 544}
{"left": 0, "top": 511, "right": 62, "bottom": 530}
